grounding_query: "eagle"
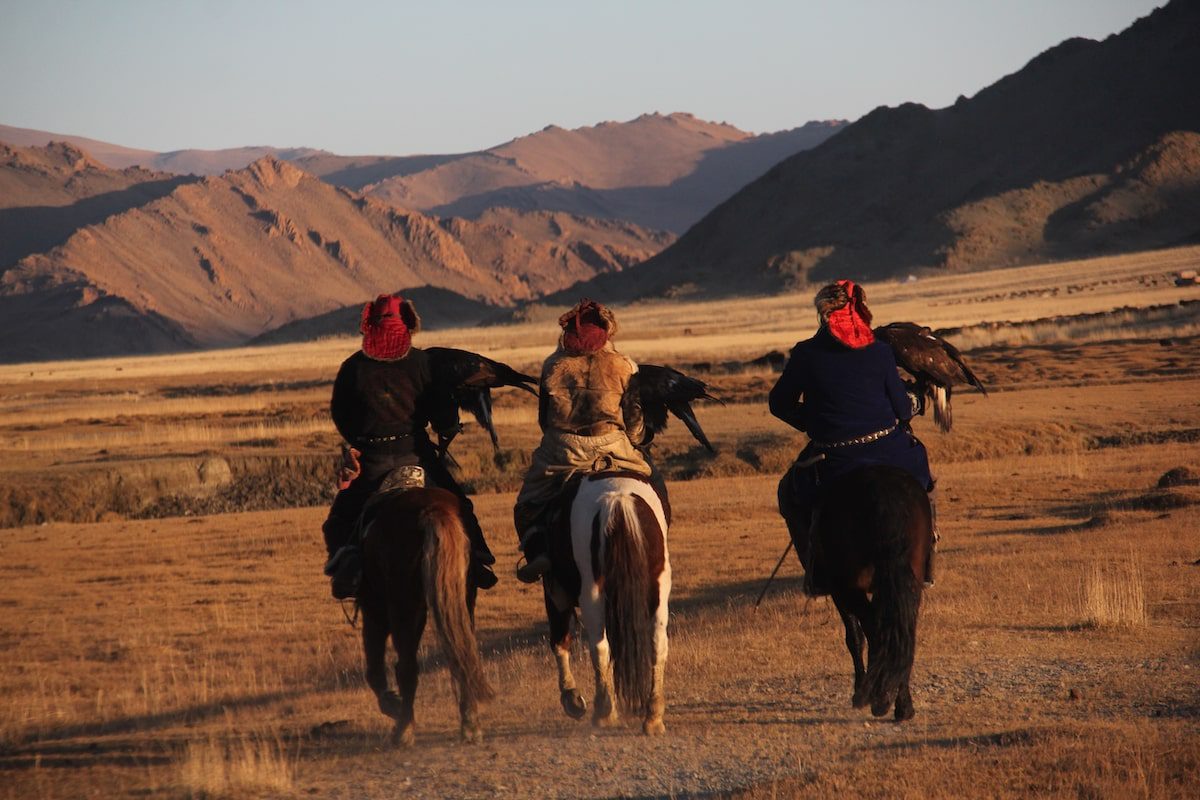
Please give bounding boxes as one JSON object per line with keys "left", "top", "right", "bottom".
{"left": 873, "top": 322, "right": 987, "bottom": 433}
{"left": 425, "top": 347, "right": 537, "bottom": 451}
{"left": 629, "top": 364, "right": 721, "bottom": 452}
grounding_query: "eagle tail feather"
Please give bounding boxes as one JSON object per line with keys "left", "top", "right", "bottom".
{"left": 932, "top": 384, "right": 952, "bottom": 433}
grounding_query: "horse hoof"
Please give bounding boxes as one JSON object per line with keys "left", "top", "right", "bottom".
{"left": 560, "top": 689, "right": 588, "bottom": 720}
{"left": 642, "top": 718, "right": 666, "bottom": 736}
{"left": 851, "top": 691, "right": 868, "bottom": 709}
{"left": 894, "top": 701, "right": 915, "bottom": 722}
{"left": 392, "top": 724, "right": 415, "bottom": 747}
{"left": 871, "top": 697, "right": 893, "bottom": 718}
{"left": 460, "top": 724, "right": 483, "bottom": 744}
{"left": 592, "top": 712, "right": 620, "bottom": 729}
{"left": 378, "top": 691, "right": 406, "bottom": 720}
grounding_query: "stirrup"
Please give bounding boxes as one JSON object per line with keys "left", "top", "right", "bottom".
{"left": 516, "top": 554, "right": 551, "bottom": 584}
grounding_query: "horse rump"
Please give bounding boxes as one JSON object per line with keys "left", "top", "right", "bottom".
{"left": 599, "top": 492, "right": 664, "bottom": 713}
{"left": 822, "top": 466, "right": 927, "bottom": 715}
{"left": 365, "top": 488, "right": 494, "bottom": 708}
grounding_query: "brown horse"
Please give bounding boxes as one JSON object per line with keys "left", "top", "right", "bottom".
{"left": 812, "top": 464, "right": 930, "bottom": 721}
{"left": 358, "top": 487, "right": 494, "bottom": 745}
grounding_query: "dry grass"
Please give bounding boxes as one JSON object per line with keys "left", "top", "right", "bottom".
{"left": 1081, "top": 551, "right": 1149, "bottom": 629}
{"left": 0, "top": 250, "right": 1198, "bottom": 798}
{"left": 179, "top": 734, "right": 296, "bottom": 797}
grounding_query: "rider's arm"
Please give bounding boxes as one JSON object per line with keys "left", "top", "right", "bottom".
{"left": 423, "top": 362, "right": 461, "bottom": 439}
{"left": 768, "top": 345, "right": 807, "bottom": 433}
{"left": 621, "top": 361, "right": 646, "bottom": 446}
{"left": 330, "top": 359, "right": 362, "bottom": 443}
{"left": 881, "top": 347, "right": 915, "bottom": 422}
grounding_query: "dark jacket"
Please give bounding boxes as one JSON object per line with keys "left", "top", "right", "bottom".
{"left": 770, "top": 327, "right": 930, "bottom": 492}
{"left": 330, "top": 348, "right": 458, "bottom": 455}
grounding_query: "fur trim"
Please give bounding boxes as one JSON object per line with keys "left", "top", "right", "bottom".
{"left": 399, "top": 298, "right": 421, "bottom": 334}
{"left": 559, "top": 299, "right": 618, "bottom": 338}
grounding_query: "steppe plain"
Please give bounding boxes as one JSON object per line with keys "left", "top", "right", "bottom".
{"left": 2, "top": 247, "right": 1199, "bottom": 798}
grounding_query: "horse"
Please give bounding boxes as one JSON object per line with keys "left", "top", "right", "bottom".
{"left": 541, "top": 473, "right": 671, "bottom": 735}
{"left": 811, "top": 464, "right": 930, "bottom": 721}
{"left": 358, "top": 487, "right": 494, "bottom": 745}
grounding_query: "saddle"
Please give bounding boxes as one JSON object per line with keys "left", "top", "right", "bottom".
{"left": 359, "top": 465, "right": 427, "bottom": 534}
{"left": 539, "top": 470, "right": 670, "bottom": 610}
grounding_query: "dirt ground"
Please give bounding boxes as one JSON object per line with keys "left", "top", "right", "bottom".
{"left": 1, "top": 255, "right": 1199, "bottom": 798}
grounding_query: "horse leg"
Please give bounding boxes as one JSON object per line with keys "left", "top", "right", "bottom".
{"left": 362, "top": 603, "right": 404, "bottom": 726}
{"left": 579, "top": 597, "right": 619, "bottom": 728}
{"left": 642, "top": 595, "right": 669, "bottom": 736}
{"left": 643, "top": 556, "right": 671, "bottom": 736}
{"left": 546, "top": 585, "right": 586, "bottom": 719}
{"left": 894, "top": 679, "right": 915, "bottom": 722}
{"left": 389, "top": 602, "right": 425, "bottom": 747}
{"left": 832, "top": 588, "right": 872, "bottom": 709}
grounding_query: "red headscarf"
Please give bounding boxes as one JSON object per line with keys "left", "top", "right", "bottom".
{"left": 560, "top": 299, "right": 611, "bottom": 355}
{"left": 360, "top": 294, "right": 412, "bottom": 360}
{"left": 825, "top": 280, "right": 874, "bottom": 349}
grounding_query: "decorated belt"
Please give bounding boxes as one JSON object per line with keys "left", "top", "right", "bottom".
{"left": 812, "top": 423, "right": 897, "bottom": 449}
{"left": 356, "top": 432, "right": 413, "bottom": 445}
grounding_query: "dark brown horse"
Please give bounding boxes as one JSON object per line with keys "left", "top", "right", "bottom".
{"left": 359, "top": 487, "right": 494, "bottom": 745}
{"left": 812, "top": 464, "right": 930, "bottom": 721}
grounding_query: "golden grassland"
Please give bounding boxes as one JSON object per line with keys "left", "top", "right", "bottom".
{"left": 0, "top": 250, "right": 1198, "bottom": 798}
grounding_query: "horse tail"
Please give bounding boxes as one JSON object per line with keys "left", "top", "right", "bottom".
{"left": 420, "top": 501, "right": 494, "bottom": 705}
{"left": 600, "top": 491, "right": 662, "bottom": 712}
{"left": 862, "top": 488, "right": 924, "bottom": 712}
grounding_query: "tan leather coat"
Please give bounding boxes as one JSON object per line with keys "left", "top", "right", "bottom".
{"left": 539, "top": 341, "right": 644, "bottom": 442}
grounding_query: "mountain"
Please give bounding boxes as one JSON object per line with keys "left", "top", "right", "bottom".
{"left": 0, "top": 150, "right": 670, "bottom": 363}
{"left": 0, "top": 123, "right": 327, "bottom": 175}
{"left": 583, "top": 0, "right": 1200, "bottom": 299}
{"left": 299, "top": 114, "right": 846, "bottom": 232}
{"left": 0, "top": 141, "right": 196, "bottom": 267}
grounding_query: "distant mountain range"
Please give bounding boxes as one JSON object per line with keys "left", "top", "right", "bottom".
{"left": 299, "top": 114, "right": 845, "bottom": 232}
{"left": 576, "top": 0, "right": 1200, "bottom": 300}
{"left": 0, "top": 146, "right": 668, "bottom": 362}
{"left": 1, "top": 115, "right": 846, "bottom": 234}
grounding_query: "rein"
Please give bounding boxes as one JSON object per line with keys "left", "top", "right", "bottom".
{"left": 339, "top": 598, "right": 360, "bottom": 628}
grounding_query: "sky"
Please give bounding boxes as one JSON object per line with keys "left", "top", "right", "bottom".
{"left": 0, "top": 0, "right": 1165, "bottom": 156}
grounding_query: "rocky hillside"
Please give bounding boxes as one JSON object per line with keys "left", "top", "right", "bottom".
{"left": 584, "top": 0, "right": 1200, "bottom": 300}
{"left": 0, "top": 150, "right": 670, "bottom": 362}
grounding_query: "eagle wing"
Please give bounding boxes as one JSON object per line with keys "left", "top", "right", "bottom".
{"left": 425, "top": 347, "right": 537, "bottom": 451}
{"left": 631, "top": 364, "right": 721, "bottom": 452}
{"left": 873, "top": 322, "right": 987, "bottom": 432}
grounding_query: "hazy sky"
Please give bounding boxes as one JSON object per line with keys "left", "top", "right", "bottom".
{"left": 0, "top": 0, "right": 1163, "bottom": 155}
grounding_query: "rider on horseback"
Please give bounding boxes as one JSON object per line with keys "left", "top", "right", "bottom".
{"left": 322, "top": 294, "right": 497, "bottom": 599}
{"left": 513, "top": 299, "right": 658, "bottom": 583}
{"left": 770, "top": 280, "right": 936, "bottom": 594}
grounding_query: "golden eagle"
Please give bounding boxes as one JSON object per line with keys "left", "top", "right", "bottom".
{"left": 873, "top": 323, "right": 987, "bottom": 433}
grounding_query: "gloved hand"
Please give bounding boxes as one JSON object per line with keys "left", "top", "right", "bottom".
{"left": 337, "top": 445, "right": 362, "bottom": 490}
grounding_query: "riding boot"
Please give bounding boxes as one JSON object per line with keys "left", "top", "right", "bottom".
{"left": 515, "top": 525, "right": 551, "bottom": 583}
{"left": 322, "top": 513, "right": 362, "bottom": 599}
{"left": 513, "top": 502, "right": 551, "bottom": 583}
{"left": 457, "top": 499, "right": 497, "bottom": 590}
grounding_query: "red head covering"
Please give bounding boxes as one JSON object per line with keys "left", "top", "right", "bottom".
{"left": 822, "top": 280, "right": 874, "bottom": 349}
{"left": 360, "top": 294, "right": 412, "bottom": 360}
{"left": 559, "top": 299, "right": 613, "bottom": 355}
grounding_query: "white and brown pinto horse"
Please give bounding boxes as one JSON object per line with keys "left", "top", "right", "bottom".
{"left": 546, "top": 473, "right": 671, "bottom": 734}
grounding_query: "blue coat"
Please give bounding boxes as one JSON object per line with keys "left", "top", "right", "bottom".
{"left": 769, "top": 327, "right": 932, "bottom": 495}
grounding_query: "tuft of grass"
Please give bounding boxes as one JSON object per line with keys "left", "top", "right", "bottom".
{"left": 1080, "top": 552, "right": 1147, "bottom": 629}
{"left": 179, "top": 735, "right": 295, "bottom": 797}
